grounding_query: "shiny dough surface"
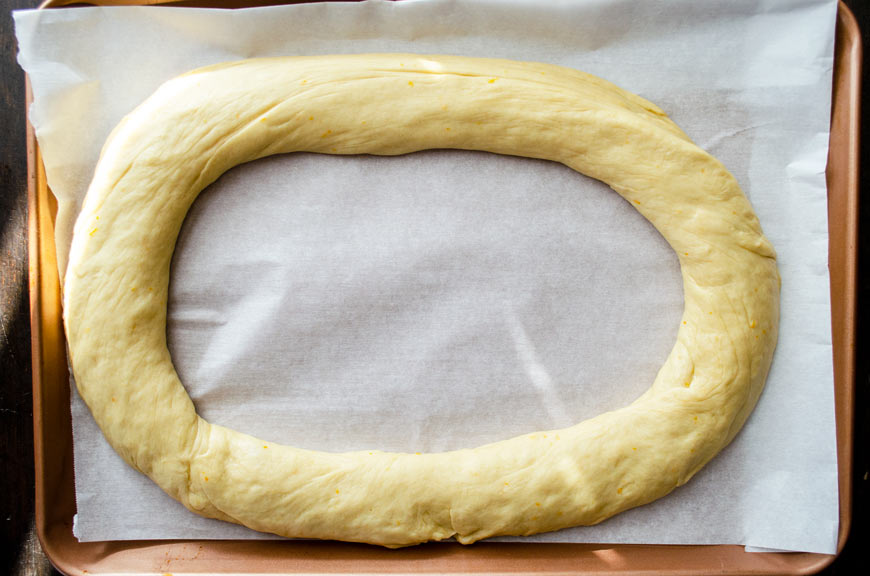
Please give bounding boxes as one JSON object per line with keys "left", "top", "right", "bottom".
{"left": 64, "top": 54, "right": 779, "bottom": 547}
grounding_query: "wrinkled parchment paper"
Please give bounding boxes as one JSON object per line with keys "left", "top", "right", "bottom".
{"left": 15, "top": 0, "right": 839, "bottom": 554}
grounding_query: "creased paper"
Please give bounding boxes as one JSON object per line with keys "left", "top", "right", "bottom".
{"left": 15, "top": 0, "right": 839, "bottom": 554}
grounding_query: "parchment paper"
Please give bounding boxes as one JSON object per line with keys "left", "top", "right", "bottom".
{"left": 15, "top": 0, "right": 839, "bottom": 554}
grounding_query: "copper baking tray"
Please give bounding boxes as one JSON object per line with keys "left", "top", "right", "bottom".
{"left": 27, "top": 1, "right": 862, "bottom": 574}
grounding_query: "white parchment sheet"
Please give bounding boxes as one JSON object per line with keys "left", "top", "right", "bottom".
{"left": 15, "top": 0, "right": 838, "bottom": 554}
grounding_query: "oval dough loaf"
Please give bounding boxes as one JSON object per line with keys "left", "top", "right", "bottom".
{"left": 64, "top": 54, "right": 779, "bottom": 547}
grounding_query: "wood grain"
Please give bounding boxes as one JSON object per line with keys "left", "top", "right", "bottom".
{"left": 1, "top": 0, "right": 57, "bottom": 573}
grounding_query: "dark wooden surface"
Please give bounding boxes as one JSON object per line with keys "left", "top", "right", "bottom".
{"left": 2, "top": 0, "right": 50, "bottom": 573}
{"left": 1, "top": 1, "right": 867, "bottom": 574}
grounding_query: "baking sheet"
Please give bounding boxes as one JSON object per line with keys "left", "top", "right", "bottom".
{"left": 14, "top": 0, "right": 839, "bottom": 554}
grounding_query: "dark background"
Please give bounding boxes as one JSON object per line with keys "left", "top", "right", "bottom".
{"left": 1, "top": 1, "right": 867, "bottom": 574}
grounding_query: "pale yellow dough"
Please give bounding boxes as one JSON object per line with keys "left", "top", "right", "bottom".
{"left": 64, "top": 54, "right": 779, "bottom": 547}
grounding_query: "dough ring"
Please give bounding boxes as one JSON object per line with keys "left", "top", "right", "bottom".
{"left": 64, "top": 55, "right": 779, "bottom": 547}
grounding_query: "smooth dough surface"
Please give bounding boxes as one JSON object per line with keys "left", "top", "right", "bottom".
{"left": 64, "top": 54, "right": 779, "bottom": 547}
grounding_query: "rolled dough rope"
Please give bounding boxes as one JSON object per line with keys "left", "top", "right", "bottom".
{"left": 64, "top": 54, "right": 779, "bottom": 547}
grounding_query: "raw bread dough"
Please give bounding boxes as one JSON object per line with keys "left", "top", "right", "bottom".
{"left": 64, "top": 54, "right": 779, "bottom": 547}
